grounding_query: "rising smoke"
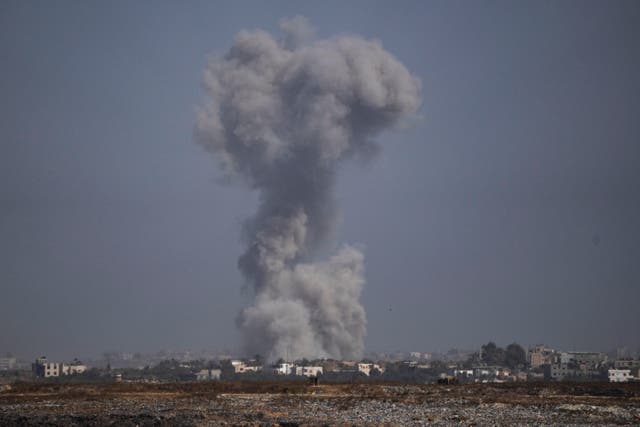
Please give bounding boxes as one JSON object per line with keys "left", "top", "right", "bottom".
{"left": 196, "top": 17, "right": 421, "bottom": 361}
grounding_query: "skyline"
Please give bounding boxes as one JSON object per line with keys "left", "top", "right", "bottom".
{"left": 3, "top": 337, "right": 638, "bottom": 364}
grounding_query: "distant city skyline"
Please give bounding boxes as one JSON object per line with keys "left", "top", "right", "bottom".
{"left": 3, "top": 339, "right": 640, "bottom": 364}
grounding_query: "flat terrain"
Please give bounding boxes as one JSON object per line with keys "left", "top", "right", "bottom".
{"left": 1, "top": 381, "right": 640, "bottom": 426}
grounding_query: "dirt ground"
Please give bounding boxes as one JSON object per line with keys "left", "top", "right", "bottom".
{"left": 1, "top": 381, "right": 639, "bottom": 426}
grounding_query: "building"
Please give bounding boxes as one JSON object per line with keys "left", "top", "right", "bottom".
{"left": 0, "top": 357, "right": 17, "bottom": 371}
{"left": 61, "top": 364, "right": 87, "bottom": 375}
{"left": 357, "top": 363, "right": 383, "bottom": 376}
{"left": 453, "top": 369, "right": 473, "bottom": 379}
{"left": 615, "top": 346, "right": 638, "bottom": 359}
{"left": 544, "top": 352, "right": 607, "bottom": 380}
{"left": 196, "top": 369, "right": 221, "bottom": 381}
{"left": 528, "top": 345, "right": 555, "bottom": 368}
{"left": 230, "top": 360, "right": 245, "bottom": 373}
{"left": 472, "top": 366, "right": 501, "bottom": 377}
{"left": 32, "top": 357, "right": 88, "bottom": 378}
{"left": 32, "top": 357, "right": 62, "bottom": 378}
{"left": 274, "top": 363, "right": 294, "bottom": 375}
{"left": 608, "top": 369, "right": 632, "bottom": 383}
{"left": 319, "top": 359, "right": 340, "bottom": 372}
{"left": 514, "top": 372, "right": 528, "bottom": 381}
{"left": 545, "top": 363, "right": 572, "bottom": 381}
{"left": 559, "top": 351, "right": 607, "bottom": 367}
{"left": 61, "top": 359, "right": 87, "bottom": 375}
{"left": 229, "top": 360, "right": 262, "bottom": 374}
{"left": 295, "top": 366, "right": 323, "bottom": 377}
{"left": 613, "top": 359, "right": 640, "bottom": 370}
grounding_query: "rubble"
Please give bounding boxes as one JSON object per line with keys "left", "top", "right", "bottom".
{"left": 0, "top": 381, "right": 638, "bottom": 425}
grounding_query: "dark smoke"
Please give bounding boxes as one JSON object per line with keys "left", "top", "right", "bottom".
{"left": 196, "top": 17, "right": 421, "bottom": 360}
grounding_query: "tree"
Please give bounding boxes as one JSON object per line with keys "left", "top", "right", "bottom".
{"left": 505, "top": 343, "right": 526, "bottom": 369}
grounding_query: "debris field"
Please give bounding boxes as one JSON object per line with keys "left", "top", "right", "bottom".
{"left": 1, "top": 381, "right": 639, "bottom": 426}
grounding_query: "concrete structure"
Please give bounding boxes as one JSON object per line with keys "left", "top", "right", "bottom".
{"left": 274, "top": 362, "right": 294, "bottom": 375}
{"left": 320, "top": 359, "right": 340, "bottom": 372}
{"left": 32, "top": 357, "right": 87, "bottom": 378}
{"left": 295, "top": 366, "right": 323, "bottom": 377}
{"left": 32, "top": 357, "right": 61, "bottom": 378}
{"left": 559, "top": 351, "right": 607, "bottom": 367}
{"left": 0, "top": 357, "right": 17, "bottom": 370}
{"left": 615, "top": 346, "right": 637, "bottom": 359}
{"left": 543, "top": 351, "right": 608, "bottom": 380}
{"left": 357, "top": 363, "right": 383, "bottom": 376}
{"left": 61, "top": 364, "right": 87, "bottom": 375}
{"left": 230, "top": 360, "right": 262, "bottom": 374}
{"left": 61, "top": 359, "right": 87, "bottom": 375}
{"left": 528, "top": 345, "right": 555, "bottom": 368}
{"left": 454, "top": 369, "right": 473, "bottom": 378}
{"left": 196, "top": 368, "right": 221, "bottom": 381}
{"left": 608, "top": 369, "right": 632, "bottom": 382}
{"left": 613, "top": 359, "right": 640, "bottom": 370}
{"left": 545, "top": 363, "right": 572, "bottom": 380}
{"left": 230, "top": 360, "right": 245, "bottom": 373}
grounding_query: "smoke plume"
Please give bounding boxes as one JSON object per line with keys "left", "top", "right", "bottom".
{"left": 196, "top": 17, "right": 421, "bottom": 361}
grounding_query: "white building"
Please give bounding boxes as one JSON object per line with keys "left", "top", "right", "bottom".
{"left": 62, "top": 364, "right": 87, "bottom": 375}
{"left": 295, "top": 366, "right": 323, "bottom": 377}
{"left": 473, "top": 367, "right": 500, "bottom": 377}
{"left": 357, "top": 363, "right": 383, "bottom": 376}
{"left": 608, "top": 369, "right": 632, "bottom": 383}
{"left": 61, "top": 358, "right": 87, "bottom": 375}
{"left": 230, "top": 360, "right": 262, "bottom": 373}
{"left": 454, "top": 369, "right": 473, "bottom": 378}
{"left": 32, "top": 357, "right": 87, "bottom": 378}
{"left": 230, "top": 360, "right": 245, "bottom": 373}
{"left": 274, "top": 362, "right": 294, "bottom": 375}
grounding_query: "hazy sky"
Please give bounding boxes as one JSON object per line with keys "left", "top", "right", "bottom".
{"left": 1, "top": 1, "right": 639, "bottom": 360}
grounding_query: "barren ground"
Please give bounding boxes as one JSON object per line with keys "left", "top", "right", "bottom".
{"left": 1, "top": 381, "right": 639, "bottom": 426}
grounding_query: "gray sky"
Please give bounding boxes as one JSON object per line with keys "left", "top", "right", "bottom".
{"left": 1, "top": 0, "right": 639, "bottom": 360}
